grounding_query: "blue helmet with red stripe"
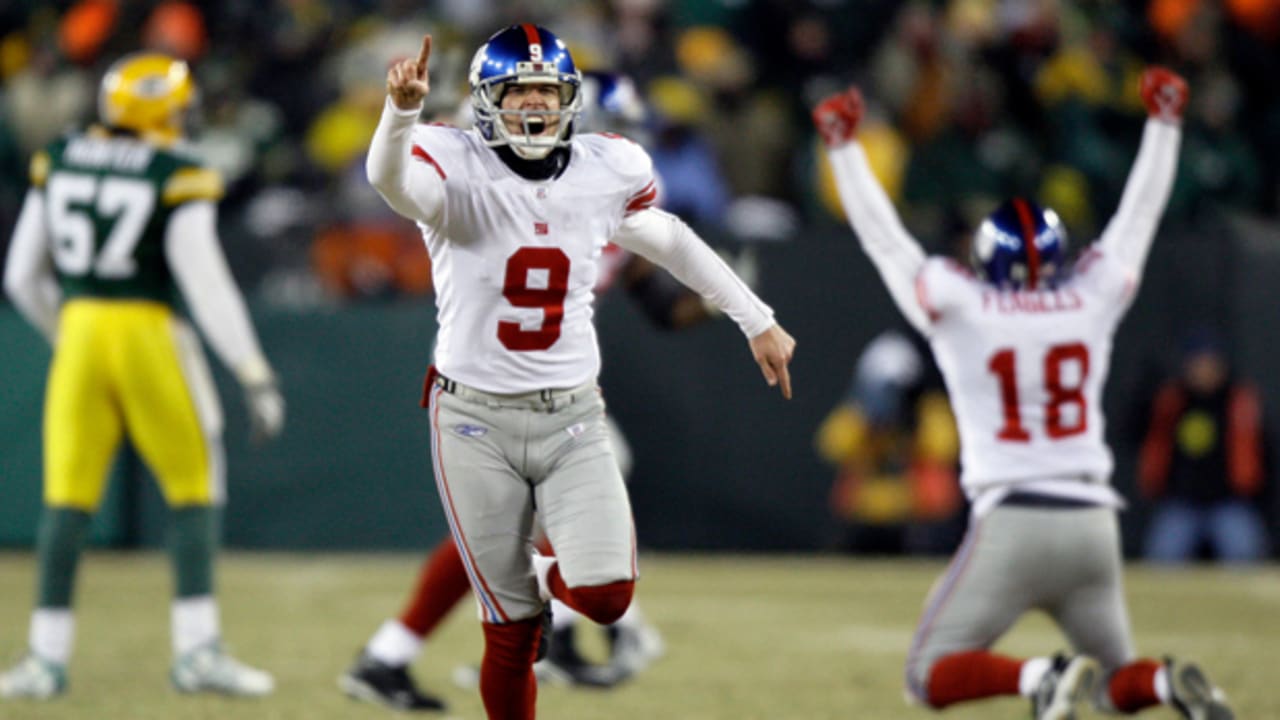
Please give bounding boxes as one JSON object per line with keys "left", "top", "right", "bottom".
{"left": 468, "top": 24, "right": 583, "bottom": 159}
{"left": 971, "top": 198, "right": 1069, "bottom": 290}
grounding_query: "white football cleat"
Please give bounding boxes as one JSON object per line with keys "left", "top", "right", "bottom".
{"left": 171, "top": 642, "right": 274, "bottom": 697}
{"left": 0, "top": 654, "right": 66, "bottom": 699}
{"left": 1167, "top": 658, "right": 1234, "bottom": 720}
{"left": 609, "top": 621, "right": 665, "bottom": 674}
{"left": 1031, "top": 654, "right": 1099, "bottom": 720}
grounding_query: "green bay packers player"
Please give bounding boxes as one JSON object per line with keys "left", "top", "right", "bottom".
{"left": 1, "top": 53, "right": 283, "bottom": 699}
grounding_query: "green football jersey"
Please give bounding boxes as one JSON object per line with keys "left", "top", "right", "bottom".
{"left": 32, "top": 128, "right": 223, "bottom": 304}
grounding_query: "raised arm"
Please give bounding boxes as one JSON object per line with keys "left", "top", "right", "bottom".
{"left": 3, "top": 188, "right": 61, "bottom": 343}
{"left": 1097, "top": 66, "right": 1187, "bottom": 275}
{"left": 611, "top": 208, "right": 795, "bottom": 398}
{"left": 812, "top": 88, "right": 931, "bottom": 333}
{"left": 366, "top": 34, "right": 445, "bottom": 224}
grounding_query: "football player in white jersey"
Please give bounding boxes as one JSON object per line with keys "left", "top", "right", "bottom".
{"left": 367, "top": 26, "right": 794, "bottom": 719}
{"left": 814, "top": 68, "right": 1233, "bottom": 720}
{"left": 339, "top": 71, "right": 698, "bottom": 713}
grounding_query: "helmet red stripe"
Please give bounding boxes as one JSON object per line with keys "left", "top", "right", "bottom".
{"left": 1012, "top": 197, "right": 1041, "bottom": 289}
{"left": 521, "top": 23, "right": 541, "bottom": 48}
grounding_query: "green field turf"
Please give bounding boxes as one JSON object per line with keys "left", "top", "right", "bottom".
{"left": 0, "top": 553, "right": 1275, "bottom": 719}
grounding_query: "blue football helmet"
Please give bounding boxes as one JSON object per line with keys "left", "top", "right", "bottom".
{"left": 468, "top": 24, "right": 583, "bottom": 159}
{"left": 971, "top": 198, "right": 1069, "bottom": 290}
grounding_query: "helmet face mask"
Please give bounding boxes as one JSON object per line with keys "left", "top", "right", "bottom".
{"left": 98, "top": 52, "right": 196, "bottom": 146}
{"left": 971, "top": 198, "right": 1069, "bottom": 290}
{"left": 469, "top": 24, "right": 582, "bottom": 160}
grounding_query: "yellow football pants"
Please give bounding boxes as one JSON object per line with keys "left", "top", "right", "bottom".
{"left": 43, "top": 300, "right": 224, "bottom": 510}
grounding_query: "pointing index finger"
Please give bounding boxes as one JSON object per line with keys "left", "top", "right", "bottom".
{"left": 417, "top": 34, "right": 432, "bottom": 74}
{"left": 778, "top": 364, "right": 792, "bottom": 400}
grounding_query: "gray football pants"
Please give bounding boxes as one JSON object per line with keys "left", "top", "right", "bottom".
{"left": 426, "top": 378, "right": 637, "bottom": 624}
{"left": 904, "top": 505, "right": 1136, "bottom": 700}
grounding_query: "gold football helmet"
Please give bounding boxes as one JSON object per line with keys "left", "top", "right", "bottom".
{"left": 97, "top": 52, "right": 195, "bottom": 145}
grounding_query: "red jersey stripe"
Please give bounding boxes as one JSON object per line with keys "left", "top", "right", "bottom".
{"left": 412, "top": 144, "right": 447, "bottom": 180}
{"left": 1074, "top": 247, "right": 1102, "bottom": 275}
{"left": 625, "top": 182, "right": 658, "bottom": 214}
{"left": 915, "top": 272, "right": 941, "bottom": 323}
{"left": 430, "top": 388, "right": 510, "bottom": 623}
{"left": 626, "top": 181, "right": 656, "bottom": 202}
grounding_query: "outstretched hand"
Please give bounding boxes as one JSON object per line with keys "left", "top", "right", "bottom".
{"left": 1140, "top": 66, "right": 1188, "bottom": 125}
{"left": 388, "top": 34, "right": 432, "bottom": 110}
{"left": 812, "top": 87, "right": 864, "bottom": 148}
{"left": 244, "top": 381, "right": 285, "bottom": 444}
{"left": 750, "top": 324, "right": 797, "bottom": 400}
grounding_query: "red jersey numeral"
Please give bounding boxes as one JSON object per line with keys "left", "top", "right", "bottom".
{"left": 1044, "top": 343, "right": 1089, "bottom": 438}
{"left": 987, "top": 342, "right": 1090, "bottom": 442}
{"left": 988, "top": 349, "right": 1032, "bottom": 442}
{"left": 498, "top": 247, "right": 570, "bottom": 351}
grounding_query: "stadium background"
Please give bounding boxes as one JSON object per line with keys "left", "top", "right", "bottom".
{"left": 1, "top": 0, "right": 1278, "bottom": 557}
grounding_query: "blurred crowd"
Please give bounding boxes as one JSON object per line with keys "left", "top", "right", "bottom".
{"left": 1, "top": 0, "right": 1278, "bottom": 305}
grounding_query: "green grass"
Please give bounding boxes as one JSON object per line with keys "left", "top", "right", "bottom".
{"left": 0, "top": 553, "right": 1276, "bottom": 719}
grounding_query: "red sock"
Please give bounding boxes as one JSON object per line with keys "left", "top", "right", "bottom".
{"left": 545, "top": 564, "right": 634, "bottom": 624}
{"left": 925, "top": 650, "right": 1024, "bottom": 708}
{"left": 397, "top": 538, "right": 471, "bottom": 637}
{"left": 1108, "top": 659, "right": 1162, "bottom": 713}
{"left": 480, "top": 617, "right": 541, "bottom": 720}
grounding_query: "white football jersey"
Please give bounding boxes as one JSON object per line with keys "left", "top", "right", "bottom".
{"left": 593, "top": 242, "right": 631, "bottom": 295}
{"left": 409, "top": 125, "right": 656, "bottom": 393}
{"left": 917, "top": 250, "right": 1133, "bottom": 494}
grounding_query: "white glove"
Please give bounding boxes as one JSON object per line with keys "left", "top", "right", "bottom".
{"left": 244, "top": 381, "right": 285, "bottom": 444}
{"left": 235, "top": 357, "right": 284, "bottom": 443}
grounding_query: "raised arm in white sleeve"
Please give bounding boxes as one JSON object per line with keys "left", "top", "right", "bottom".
{"left": 366, "top": 98, "right": 445, "bottom": 224}
{"left": 1096, "top": 119, "right": 1181, "bottom": 276}
{"left": 826, "top": 142, "right": 931, "bottom": 333}
{"left": 610, "top": 208, "right": 775, "bottom": 338}
{"left": 165, "top": 201, "right": 274, "bottom": 386}
{"left": 4, "top": 189, "right": 61, "bottom": 343}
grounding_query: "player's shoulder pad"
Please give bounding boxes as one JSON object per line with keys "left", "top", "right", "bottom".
{"left": 920, "top": 256, "right": 976, "bottom": 284}
{"left": 412, "top": 122, "right": 472, "bottom": 152}
{"left": 162, "top": 164, "right": 225, "bottom": 206}
{"left": 29, "top": 150, "right": 50, "bottom": 188}
{"left": 917, "top": 256, "right": 979, "bottom": 315}
{"left": 1065, "top": 242, "right": 1134, "bottom": 298}
{"left": 1070, "top": 245, "right": 1107, "bottom": 278}
{"left": 414, "top": 121, "right": 468, "bottom": 138}
{"left": 575, "top": 132, "right": 653, "bottom": 183}
{"left": 410, "top": 123, "right": 473, "bottom": 176}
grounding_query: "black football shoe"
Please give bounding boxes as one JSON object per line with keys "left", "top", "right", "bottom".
{"left": 338, "top": 651, "right": 446, "bottom": 712}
